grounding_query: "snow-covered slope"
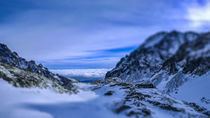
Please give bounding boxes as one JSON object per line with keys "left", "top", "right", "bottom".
{"left": 0, "top": 43, "right": 75, "bottom": 91}
{"left": 171, "top": 71, "right": 210, "bottom": 110}
{"left": 0, "top": 62, "right": 76, "bottom": 93}
{"left": 0, "top": 79, "right": 97, "bottom": 118}
{"left": 0, "top": 43, "right": 73, "bottom": 89}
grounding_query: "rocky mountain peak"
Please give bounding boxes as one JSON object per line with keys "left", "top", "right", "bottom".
{"left": 106, "top": 31, "right": 210, "bottom": 92}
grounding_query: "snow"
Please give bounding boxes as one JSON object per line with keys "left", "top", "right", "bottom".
{"left": 0, "top": 65, "right": 14, "bottom": 78}
{"left": 155, "top": 72, "right": 176, "bottom": 91}
{"left": 143, "top": 33, "right": 166, "bottom": 48}
{"left": 0, "top": 79, "right": 99, "bottom": 118}
{"left": 189, "top": 43, "right": 210, "bottom": 58}
{"left": 0, "top": 76, "right": 209, "bottom": 118}
{"left": 0, "top": 78, "right": 127, "bottom": 118}
{"left": 3, "top": 108, "right": 53, "bottom": 118}
{"left": 185, "top": 32, "right": 198, "bottom": 42}
{"left": 171, "top": 71, "right": 210, "bottom": 109}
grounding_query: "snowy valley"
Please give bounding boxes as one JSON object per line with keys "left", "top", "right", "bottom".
{"left": 0, "top": 31, "right": 210, "bottom": 118}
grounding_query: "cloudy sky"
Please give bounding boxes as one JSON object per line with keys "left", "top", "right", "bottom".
{"left": 0, "top": 0, "right": 209, "bottom": 69}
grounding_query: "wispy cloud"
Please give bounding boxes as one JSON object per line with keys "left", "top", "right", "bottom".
{"left": 51, "top": 68, "right": 110, "bottom": 78}
{"left": 41, "top": 46, "right": 137, "bottom": 69}
{"left": 186, "top": 0, "right": 210, "bottom": 30}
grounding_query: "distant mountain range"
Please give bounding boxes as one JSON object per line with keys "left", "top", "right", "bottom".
{"left": 52, "top": 69, "right": 110, "bottom": 82}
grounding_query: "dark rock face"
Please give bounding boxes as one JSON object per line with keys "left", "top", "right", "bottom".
{"left": 106, "top": 31, "right": 210, "bottom": 92}
{"left": 135, "top": 84, "right": 155, "bottom": 88}
{"left": 162, "top": 33, "right": 210, "bottom": 75}
{"left": 104, "top": 90, "right": 115, "bottom": 96}
{"left": 0, "top": 43, "right": 73, "bottom": 90}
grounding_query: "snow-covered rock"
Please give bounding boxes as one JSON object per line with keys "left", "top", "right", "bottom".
{"left": 95, "top": 80, "right": 210, "bottom": 118}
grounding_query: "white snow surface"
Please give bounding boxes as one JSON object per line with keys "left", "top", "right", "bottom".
{"left": 189, "top": 43, "right": 210, "bottom": 58}
{"left": 0, "top": 77, "right": 209, "bottom": 118}
{"left": 0, "top": 79, "right": 100, "bottom": 118}
{"left": 171, "top": 71, "right": 210, "bottom": 109}
{"left": 143, "top": 33, "right": 166, "bottom": 48}
{"left": 0, "top": 79, "right": 126, "bottom": 118}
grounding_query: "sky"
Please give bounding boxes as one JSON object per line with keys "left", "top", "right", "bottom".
{"left": 0, "top": 0, "right": 210, "bottom": 69}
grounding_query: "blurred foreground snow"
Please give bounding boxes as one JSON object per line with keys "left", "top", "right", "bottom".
{"left": 0, "top": 79, "right": 125, "bottom": 118}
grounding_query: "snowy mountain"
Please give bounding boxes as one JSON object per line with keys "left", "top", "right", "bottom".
{"left": 0, "top": 43, "right": 75, "bottom": 93}
{"left": 106, "top": 31, "right": 210, "bottom": 92}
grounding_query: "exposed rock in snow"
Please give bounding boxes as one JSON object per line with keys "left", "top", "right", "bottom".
{"left": 94, "top": 80, "right": 210, "bottom": 118}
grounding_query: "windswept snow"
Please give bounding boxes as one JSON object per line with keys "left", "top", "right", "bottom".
{"left": 171, "top": 72, "right": 210, "bottom": 109}
{"left": 143, "top": 32, "right": 167, "bottom": 48}
{"left": 0, "top": 79, "right": 127, "bottom": 118}
{"left": 0, "top": 79, "right": 98, "bottom": 118}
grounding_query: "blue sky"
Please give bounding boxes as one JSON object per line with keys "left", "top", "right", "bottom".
{"left": 0, "top": 0, "right": 210, "bottom": 69}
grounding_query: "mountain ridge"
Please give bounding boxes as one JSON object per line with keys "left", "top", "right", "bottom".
{"left": 0, "top": 43, "right": 75, "bottom": 92}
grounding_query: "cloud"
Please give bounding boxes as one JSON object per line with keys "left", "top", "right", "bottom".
{"left": 186, "top": 0, "right": 210, "bottom": 29}
{"left": 40, "top": 45, "right": 138, "bottom": 69}
{"left": 51, "top": 69, "right": 110, "bottom": 78}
